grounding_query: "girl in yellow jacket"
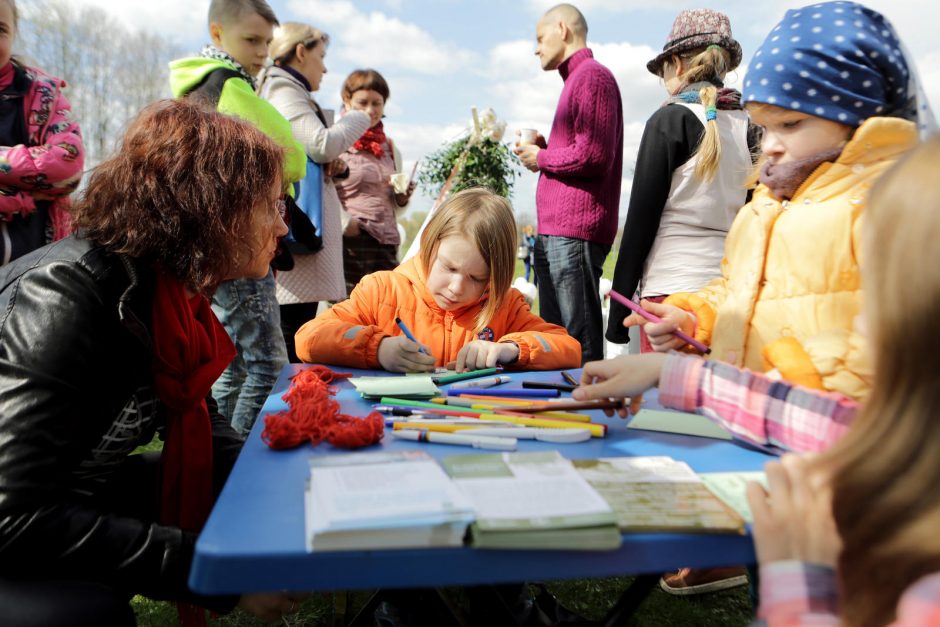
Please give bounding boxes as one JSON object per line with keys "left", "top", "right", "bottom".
{"left": 296, "top": 188, "right": 582, "bottom": 372}
{"left": 629, "top": 2, "right": 933, "bottom": 402}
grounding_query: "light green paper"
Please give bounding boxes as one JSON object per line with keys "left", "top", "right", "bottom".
{"left": 627, "top": 409, "right": 733, "bottom": 441}
{"left": 348, "top": 375, "right": 440, "bottom": 399}
{"left": 699, "top": 472, "right": 768, "bottom": 524}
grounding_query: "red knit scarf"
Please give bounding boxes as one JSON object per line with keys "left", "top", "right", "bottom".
{"left": 353, "top": 121, "right": 387, "bottom": 158}
{"left": 151, "top": 274, "right": 235, "bottom": 626}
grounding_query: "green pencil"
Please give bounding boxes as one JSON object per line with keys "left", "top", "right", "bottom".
{"left": 378, "top": 397, "right": 484, "bottom": 414}
{"left": 431, "top": 367, "right": 501, "bottom": 385}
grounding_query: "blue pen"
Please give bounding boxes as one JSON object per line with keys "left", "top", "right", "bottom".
{"left": 394, "top": 317, "right": 430, "bottom": 356}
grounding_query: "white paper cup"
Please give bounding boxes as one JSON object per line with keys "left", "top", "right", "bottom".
{"left": 518, "top": 128, "right": 538, "bottom": 146}
{"left": 389, "top": 173, "right": 409, "bottom": 194}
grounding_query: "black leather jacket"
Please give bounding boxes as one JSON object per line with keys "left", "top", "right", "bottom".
{"left": 0, "top": 237, "right": 243, "bottom": 610}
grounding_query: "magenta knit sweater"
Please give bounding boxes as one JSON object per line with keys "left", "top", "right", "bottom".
{"left": 535, "top": 48, "right": 623, "bottom": 246}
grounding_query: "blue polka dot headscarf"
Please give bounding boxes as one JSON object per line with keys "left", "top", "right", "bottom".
{"left": 744, "top": 2, "right": 913, "bottom": 127}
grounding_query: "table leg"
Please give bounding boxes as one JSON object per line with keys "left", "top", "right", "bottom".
{"left": 345, "top": 588, "right": 464, "bottom": 627}
{"left": 600, "top": 575, "right": 660, "bottom": 627}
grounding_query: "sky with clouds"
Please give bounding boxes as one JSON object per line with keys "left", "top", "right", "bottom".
{"left": 52, "top": 0, "right": 940, "bottom": 224}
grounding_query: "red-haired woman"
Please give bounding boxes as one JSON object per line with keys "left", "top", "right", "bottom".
{"left": 0, "top": 100, "right": 302, "bottom": 625}
{"left": 336, "top": 68, "right": 416, "bottom": 293}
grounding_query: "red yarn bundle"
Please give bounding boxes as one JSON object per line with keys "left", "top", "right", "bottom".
{"left": 262, "top": 366, "right": 384, "bottom": 449}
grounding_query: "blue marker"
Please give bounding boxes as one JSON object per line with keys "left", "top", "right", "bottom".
{"left": 394, "top": 317, "right": 430, "bottom": 356}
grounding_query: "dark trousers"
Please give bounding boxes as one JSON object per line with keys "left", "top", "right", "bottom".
{"left": 281, "top": 302, "right": 320, "bottom": 363}
{"left": 343, "top": 230, "right": 399, "bottom": 296}
{"left": 533, "top": 235, "right": 610, "bottom": 364}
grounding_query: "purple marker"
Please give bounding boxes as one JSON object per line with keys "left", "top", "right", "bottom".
{"left": 608, "top": 289, "right": 711, "bottom": 354}
{"left": 447, "top": 388, "right": 559, "bottom": 398}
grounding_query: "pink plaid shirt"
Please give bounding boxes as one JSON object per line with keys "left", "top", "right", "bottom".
{"left": 659, "top": 353, "right": 859, "bottom": 453}
{"left": 756, "top": 561, "right": 940, "bottom": 625}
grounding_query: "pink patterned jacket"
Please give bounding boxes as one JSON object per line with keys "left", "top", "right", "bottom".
{"left": 0, "top": 63, "right": 84, "bottom": 240}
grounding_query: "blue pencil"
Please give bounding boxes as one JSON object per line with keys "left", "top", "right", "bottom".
{"left": 394, "top": 317, "right": 430, "bottom": 356}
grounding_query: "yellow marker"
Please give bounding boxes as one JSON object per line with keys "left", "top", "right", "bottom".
{"left": 473, "top": 405, "right": 590, "bottom": 423}
{"left": 476, "top": 413, "right": 606, "bottom": 438}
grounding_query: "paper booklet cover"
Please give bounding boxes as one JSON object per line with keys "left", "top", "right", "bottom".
{"left": 573, "top": 456, "right": 746, "bottom": 534}
{"left": 442, "top": 450, "right": 621, "bottom": 551}
{"left": 305, "top": 450, "right": 474, "bottom": 551}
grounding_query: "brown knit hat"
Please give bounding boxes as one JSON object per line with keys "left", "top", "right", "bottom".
{"left": 646, "top": 9, "right": 742, "bottom": 76}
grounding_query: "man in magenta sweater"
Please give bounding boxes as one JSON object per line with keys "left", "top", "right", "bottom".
{"left": 515, "top": 3, "right": 623, "bottom": 364}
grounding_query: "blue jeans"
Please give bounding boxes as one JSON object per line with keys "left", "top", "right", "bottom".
{"left": 534, "top": 235, "right": 610, "bottom": 364}
{"left": 211, "top": 270, "right": 288, "bottom": 435}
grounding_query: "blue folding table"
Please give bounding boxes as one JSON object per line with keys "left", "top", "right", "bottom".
{"left": 190, "top": 365, "right": 773, "bottom": 621}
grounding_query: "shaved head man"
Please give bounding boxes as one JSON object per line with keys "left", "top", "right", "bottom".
{"left": 514, "top": 3, "right": 623, "bottom": 364}
{"left": 535, "top": 4, "right": 588, "bottom": 70}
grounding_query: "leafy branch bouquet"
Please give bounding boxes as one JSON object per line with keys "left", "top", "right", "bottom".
{"left": 416, "top": 107, "right": 521, "bottom": 199}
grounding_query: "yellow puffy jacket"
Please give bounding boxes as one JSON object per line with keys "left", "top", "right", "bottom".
{"left": 666, "top": 117, "right": 916, "bottom": 401}
{"left": 296, "top": 257, "right": 581, "bottom": 370}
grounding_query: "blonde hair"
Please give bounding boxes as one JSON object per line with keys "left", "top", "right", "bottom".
{"left": 816, "top": 135, "right": 940, "bottom": 627}
{"left": 269, "top": 22, "right": 328, "bottom": 65}
{"left": 668, "top": 45, "right": 734, "bottom": 181}
{"left": 419, "top": 188, "right": 518, "bottom": 333}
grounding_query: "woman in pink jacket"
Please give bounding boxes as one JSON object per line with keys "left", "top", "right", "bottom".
{"left": 0, "top": 0, "right": 84, "bottom": 266}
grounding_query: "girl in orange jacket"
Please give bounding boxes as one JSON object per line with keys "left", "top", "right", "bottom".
{"left": 295, "top": 188, "right": 582, "bottom": 372}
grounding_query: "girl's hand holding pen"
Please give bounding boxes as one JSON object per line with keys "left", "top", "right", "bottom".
{"left": 623, "top": 299, "right": 697, "bottom": 353}
{"left": 455, "top": 340, "right": 519, "bottom": 372}
{"left": 572, "top": 353, "right": 668, "bottom": 417}
{"left": 377, "top": 336, "right": 436, "bottom": 373}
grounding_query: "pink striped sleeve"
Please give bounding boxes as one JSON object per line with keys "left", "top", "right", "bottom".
{"left": 658, "top": 353, "right": 860, "bottom": 453}
{"left": 758, "top": 561, "right": 840, "bottom": 625}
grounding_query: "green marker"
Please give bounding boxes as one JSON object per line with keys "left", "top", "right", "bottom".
{"left": 431, "top": 367, "right": 501, "bottom": 385}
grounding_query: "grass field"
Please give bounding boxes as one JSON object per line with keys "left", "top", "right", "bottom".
{"left": 132, "top": 579, "right": 752, "bottom": 626}
{"left": 131, "top": 242, "right": 754, "bottom": 626}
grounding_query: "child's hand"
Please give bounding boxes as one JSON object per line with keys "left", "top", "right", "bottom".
{"left": 377, "top": 336, "right": 436, "bottom": 373}
{"left": 747, "top": 455, "right": 841, "bottom": 567}
{"left": 624, "top": 300, "right": 695, "bottom": 352}
{"left": 455, "top": 340, "right": 519, "bottom": 372}
{"left": 572, "top": 353, "right": 666, "bottom": 417}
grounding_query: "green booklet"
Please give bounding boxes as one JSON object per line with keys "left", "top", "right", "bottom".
{"left": 573, "top": 457, "right": 746, "bottom": 535}
{"left": 627, "top": 409, "right": 733, "bottom": 440}
{"left": 699, "top": 471, "right": 768, "bottom": 524}
{"left": 348, "top": 374, "right": 440, "bottom": 399}
{"left": 441, "top": 451, "right": 621, "bottom": 551}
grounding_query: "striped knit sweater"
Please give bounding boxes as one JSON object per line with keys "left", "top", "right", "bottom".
{"left": 536, "top": 48, "right": 623, "bottom": 246}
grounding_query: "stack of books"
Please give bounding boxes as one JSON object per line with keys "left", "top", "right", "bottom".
{"left": 304, "top": 451, "right": 760, "bottom": 551}
{"left": 441, "top": 451, "right": 622, "bottom": 551}
{"left": 572, "top": 456, "right": 746, "bottom": 534}
{"left": 304, "top": 451, "right": 474, "bottom": 551}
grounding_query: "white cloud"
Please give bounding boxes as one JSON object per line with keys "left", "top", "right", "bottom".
{"left": 68, "top": 0, "right": 208, "bottom": 46}
{"left": 527, "top": 0, "right": 689, "bottom": 11}
{"left": 288, "top": 0, "right": 476, "bottom": 74}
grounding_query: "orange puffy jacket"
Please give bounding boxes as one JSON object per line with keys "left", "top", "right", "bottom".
{"left": 295, "top": 257, "right": 581, "bottom": 369}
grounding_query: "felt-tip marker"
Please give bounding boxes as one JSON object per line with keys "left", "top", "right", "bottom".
{"left": 394, "top": 317, "right": 430, "bottom": 355}
{"left": 608, "top": 289, "right": 711, "bottom": 354}
{"left": 449, "top": 375, "right": 512, "bottom": 389}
